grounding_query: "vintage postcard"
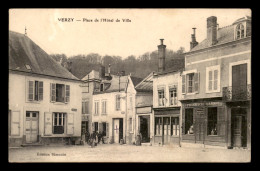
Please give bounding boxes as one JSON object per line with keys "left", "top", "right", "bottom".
{"left": 8, "top": 8, "right": 251, "bottom": 163}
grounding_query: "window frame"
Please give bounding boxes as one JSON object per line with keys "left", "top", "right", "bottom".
{"left": 158, "top": 87, "right": 165, "bottom": 107}
{"left": 52, "top": 112, "right": 66, "bottom": 134}
{"left": 94, "top": 101, "right": 100, "bottom": 115}
{"left": 207, "top": 107, "right": 218, "bottom": 136}
{"left": 101, "top": 100, "right": 107, "bottom": 115}
{"left": 184, "top": 108, "right": 194, "bottom": 135}
{"left": 236, "top": 23, "right": 245, "bottom": 40}
{"left": 26, "top": 80, "right": 44, "bottom": 102}
{"left": 206, "top": 65, "right": 221, "bottom": 93}
{"left": 50, "top": 83, "right": 70, "bottom": 104}
{"left": 169, "top": 85, "right": 178, "bottom": 106}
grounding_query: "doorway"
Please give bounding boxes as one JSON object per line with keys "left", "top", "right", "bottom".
{"left": 113, "top": 118, "right": 123, "bottom": 143}
{"left": 139, "top": 115, "right": 150, "bottom": 143}
{"left": 25, "top": 111, "right": 39, "bottom": 143}
{"left": 231, "top": 108, "right": 247, "bottom": 148}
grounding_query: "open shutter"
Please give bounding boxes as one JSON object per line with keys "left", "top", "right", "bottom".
{"left": 182, "top": 75, "right": 186, "bottom": 94}
{"left": 11, "top": 111, "right": 20, "bottom": 136}
{"left": 217, "top": 107, "right": 225, "bottom": 136}
{"left": 106, "top": 123, "right": 109, "bottom": 137}
{"left": 213, "top": 70, "right": 218, "bottom": 91}
{"left": 44, "top": 112, "right": 52, "bottom": 135}
{"left": 92, "top": 122, "right": 95, "bottom": 132}
{"left": 50, "top": 83, "right": 56, "bottom": 102}
{"left": 67, "top": 113, "right": 74, "bottom": 135}
{"left": 65, "top": 85, "right": 70, "bottom": 103}
{"left": 38, "top": 81, "right": 43, "bottom": 101}
{"left": 28, "top": 81, "right": 34, "bottom": 101}
{"left": 99, "top": 122, "right": 102, "bottom": 132}
{"left": 194, "top": 72, "right": 200, "bottom": 93}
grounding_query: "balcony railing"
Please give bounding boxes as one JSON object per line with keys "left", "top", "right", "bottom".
{"left": 223, "top": 84, "right": 251, "bottom": 101}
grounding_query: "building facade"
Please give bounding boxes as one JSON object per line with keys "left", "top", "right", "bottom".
{"left": 9, "top": 31, "right": 82, "bottom": 147}
{"left": 180, "top": 16, "right": 251, "bottom": 149}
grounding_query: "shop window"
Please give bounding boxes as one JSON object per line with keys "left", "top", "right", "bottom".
{"left": 155, "top": 117, "right": 162, "bottom": 135}
{"left": 171, "top": 117, "right": 180, "bottom": 136}
{"left": 53, "top": 113, "right": 66, "bottom": 134}
{"left": 185, "top": 109, "right": 194, "bottom": 135}
{"left": 207, "top": 107, "right": 218, "bottom": 135}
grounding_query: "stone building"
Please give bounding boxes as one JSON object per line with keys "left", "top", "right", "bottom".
{"left": 180, "top": 16, "right": 251, "bottom": 149}
{"left": 9, "top": 31, "right": 82, "bottom": 147}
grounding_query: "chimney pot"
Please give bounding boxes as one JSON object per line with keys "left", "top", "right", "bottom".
{"left": 160, "top": 39, "right": 164, "bottom": 45}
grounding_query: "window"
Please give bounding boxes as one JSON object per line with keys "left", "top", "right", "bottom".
{"left": 169, "top": 86, "right": 177, "bottom": 106}
{"left": 53, "top": 113, "right": 66, "bottom": 134}
{"left": 94, "top": 122, "right": 98, "bottom": 132}
{"left": 94, "top": 101, "right": 99, "bottom": 115}
{"left": 236, "top": 24, "right": 245, "bottom": 40}
{"left": 185, "top": 109, "right": 194, "bottom": 135}
{"left": 182, "top": 72, "right": 199, "bottom": 94}
{"left": 27, "top": 80, "right": 43, "bottom": 101}
{"left": 206, "top": 65, "right": 220, "bottom": 93}
{"left": 94, "top": 82, "right": 100, "bottom": 92}
{"left": 102, "top": 100, "right": 107, "bottom": 114}
{"left": 100, "top": 83, "right": 104, "bottom": 91}
{"left": 158, "top": 89, "right": 165, "bottom": 106}
{"left": 102, "top": 122, "right": 107, "bottom": 136}
{"left": 155, "top": 117, "right": 163, "bottom": 135}
{"left": 116, "top": 95, "right": 120, "bottom": 110}
{"left": 171, "top": 117, "right": 180, "bottom": 136}
{"left": 129, "top": 118, "right": 133, "bottom": 132}
{"left": 82, "top": 100, "right": 89, "bottom": 114}
{"left": 50, "top": 83, "right": 70, "bottom": 103}
{"left": 208, "top": 107, "right": 218, "bottom": 135}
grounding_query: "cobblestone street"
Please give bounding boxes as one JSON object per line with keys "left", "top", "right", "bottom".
{"left": 9, "top": 144, "right": 251, "bottom": 163}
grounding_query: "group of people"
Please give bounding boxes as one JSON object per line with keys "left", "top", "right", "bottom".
{"left": 83, "top": 130, "right": 106, "bottom": 147}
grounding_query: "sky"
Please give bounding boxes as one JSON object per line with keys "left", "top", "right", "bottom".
{"left": 9, "top": 9, "right": 251, "bottom": 59}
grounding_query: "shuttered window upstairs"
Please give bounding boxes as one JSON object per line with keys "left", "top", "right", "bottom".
{"left": 182, "top": 72, "right": 200, "bottom": 94}
{"left": 50, "top": 83, "right": 70, "bottom": 103}
{"left": 206, "top": 65, "right": 220, "bottom": 93}
{"left": 27, "top": 80, "right": 43, "bottom": 102}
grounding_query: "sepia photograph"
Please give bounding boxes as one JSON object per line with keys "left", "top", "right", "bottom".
{"left": 8, "top": 8, "right": 251, "bottom": 163}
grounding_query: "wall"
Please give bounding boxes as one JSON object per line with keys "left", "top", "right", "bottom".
{"left": 9, "top": 72, "right": 82, "bottom": 146}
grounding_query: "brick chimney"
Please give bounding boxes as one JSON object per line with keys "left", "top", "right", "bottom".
{"left": 99, "top": 64, "right": 105, "bottom": 78}
{"left": 190, "top": 28, "right": 198, "bottom": 50}
{"left": 158, "top": 39, "right": 166, "bottom": 72}
{"left": 207, "top": 16, "right": 218, "bottom": 46}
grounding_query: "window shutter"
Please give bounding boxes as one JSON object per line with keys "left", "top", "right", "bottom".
{"left": 217, "top": 107, "right": 225, "bottom": 136}
{"left": 182, "top": 75, "right": 186, "bottom": 94}
{"left": 38, "top": 81, "right": 43, "bottom": 100}
{"left": 11, "top": 111, "right": 20, "bottom": 136}
{"left": 92, "top": 122, "right": 95, "bottom": 132}
{"left": 67, "top": 113, "right": 74, "bottom": 135}
{"left": 106, "top": 123, "right": 109, "bottom": 137}
{"left": 44, "top": 112, "right": 52, "bottom": 135}
{"left": 50, "top": 83, "right": 56, "bottom": 102}
{"left": 28, "top": 81, "right": 34, "bottom": 101}
{"left": 65, "top": 85, "right": 70, "bottom": 103}
{"left": 86, "top": 101, "right": 89, "bottom": 114}
{"left": 99, "top": 123, "right": 103, "bottom": 132}
{"left": 209, "top": 71, "right": 213, "bottom": 91}
{"left": 194, "top": 72, "right": 200, "bottom": 93}
{"left": 213, "top": 70, "right": 218, "bottom": 90}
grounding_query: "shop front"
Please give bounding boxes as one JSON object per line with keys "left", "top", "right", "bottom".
{"left": 153, "top": 107, "right": 181, "bottom": 146}
{"left": 181, "top": 99, "right": 228, "bottom": 147}
{"left": 136, "top": 105, "right": 152, "bottom": 143}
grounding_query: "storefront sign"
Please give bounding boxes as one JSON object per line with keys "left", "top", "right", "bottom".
{"left": 71, "top": 108, "right": 77, "bottom": 111}
{"left": 136, "top": 106, "right": 152, "bottom": 114}
{"left": 184, "top": 101, "right": 223, "bottom": 107}
{"left": 82, "top": 115, "right": 89, "bottom": 121}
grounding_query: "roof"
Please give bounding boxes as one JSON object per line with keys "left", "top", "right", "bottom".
{"left": 135, "top": 72, "right": 153, "bottom": 92}
{"left": 130, "top": 76, "right": 143, "bottom": 87}
{"left": 9, "top": 31, "right": 79, "bottom": 81}
{"left": 189, "top": 16, "right": 251, "bottom": 53}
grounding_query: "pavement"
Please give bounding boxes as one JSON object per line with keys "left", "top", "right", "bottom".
{"left": 8, "top": 143, "right": 251, "bottom": 163}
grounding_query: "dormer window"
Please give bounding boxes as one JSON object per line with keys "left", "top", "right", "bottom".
{"left": 100, "top": 83, "right": 104, "bottom": 91}
{"left": 236, "top": 23, "right": 245, "bottom": 40}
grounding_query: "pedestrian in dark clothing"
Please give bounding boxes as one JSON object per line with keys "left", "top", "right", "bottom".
{"left": 85, "top": 131, "right": 90, "bottom": 144}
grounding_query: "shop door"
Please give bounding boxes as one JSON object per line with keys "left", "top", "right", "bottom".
{"left": 232, "top": 64, "right": 247, "bottom": 99}
{"left": 25, "top": 111, "right": 39, "bottom": 143}
{"left": 162, "top": 117, "right": 171, "bottom": 145}
{"left": 140, "top": 116, "right": 150, "bottom": 143}
{"left": 195, "top": 108, "right": 206, "bottom": 143}
{"left": 113, "top": 119, "right": 123, "bottom": 143}
{"left": 232, "top": 114, "right": 247, "bottom": 147}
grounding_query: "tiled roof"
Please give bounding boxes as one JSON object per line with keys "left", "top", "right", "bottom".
{"left": 190, "top": 25, "right": 234, "bottom": 52}
{"left": 9, "top": 31, "right": 79, "bottom": 80}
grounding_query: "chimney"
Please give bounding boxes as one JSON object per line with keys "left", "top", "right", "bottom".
{"left": 158, "top": 39, "right": 166, "bottom": 72}
{"left": 99, "top": 64, "right": 105, "bottom": 78}
{"left": 121, "top": 71, "right": 125, "bottom": 76}
{"left": 207, "top": 16, "right": 218, "bottom": 46}
{"left": 190, "top": 28, "right": 198, "bottom": 50}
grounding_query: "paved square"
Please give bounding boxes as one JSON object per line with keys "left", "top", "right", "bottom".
{"left": 8, "top": 144, "right": 251, "bottom": 163}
